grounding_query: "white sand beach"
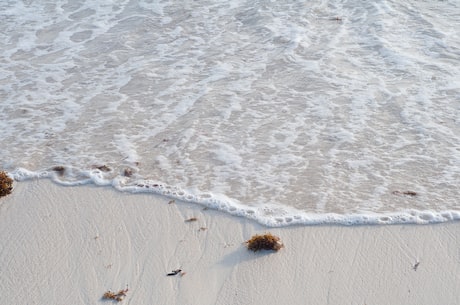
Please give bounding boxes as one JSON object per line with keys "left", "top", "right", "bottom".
{"left": 1, "top": 179, "right": 460, "bottom": 305}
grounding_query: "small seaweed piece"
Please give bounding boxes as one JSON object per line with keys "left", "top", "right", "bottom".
{"left": 93, "top": 165, "right": 111, "bottom": 172}
{"left": 51, "top": 166, "right": 66, "bottom": 176}
{"left": 0, "top": 171, "right": 13, "bottom": 198}
{"left": 103, "top": 291, "right": 117, "bottom": 300}
{"left": 246, "top": 233, "right": 284, "bottom": 252}
{"left": 392, "top": 190, "right": 417, "bottom": 197}
{"left": 167, "top": 269, "right": 182, "bottom": 276}
{"left": 123, "top": 168, "right": 133, "bottom": 177}
{"left": 185, "top": 217, "right": 197, "bottom": 222}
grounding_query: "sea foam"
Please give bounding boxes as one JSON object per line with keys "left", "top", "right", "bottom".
{"left": 1, "top": 0, "right": 460, "bottom": 226}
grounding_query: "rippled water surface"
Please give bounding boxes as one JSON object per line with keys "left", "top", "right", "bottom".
{"left": 1, "top": 0, "right": 459, "bottom": 225}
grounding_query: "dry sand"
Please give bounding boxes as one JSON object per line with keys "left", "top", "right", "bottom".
{"left": 1, "top": 179, "right": 460, "bottom": 305}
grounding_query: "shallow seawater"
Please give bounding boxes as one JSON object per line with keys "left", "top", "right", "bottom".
{"left": 1, "top": 0, "right": 459, "bottom": 226}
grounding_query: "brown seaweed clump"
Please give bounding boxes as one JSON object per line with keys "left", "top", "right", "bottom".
{"left": 103, "top": 288, "right": 129, "bottom": 302}
{"left": 0, "top": 171, "right": 13, "bottom": 197}
{"left": 246, "top": 233, "right": 284, "bottom": 252}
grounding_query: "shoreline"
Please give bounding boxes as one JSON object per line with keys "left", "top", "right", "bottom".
{"left": 1, "top": 180, "right": 460, "bottom": 304}
{"left": 8, "top": 168, "right": 459, "bottom": 227}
